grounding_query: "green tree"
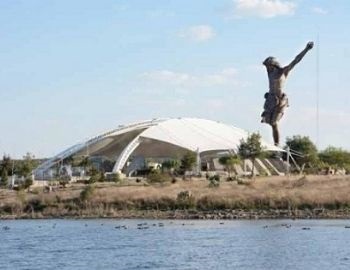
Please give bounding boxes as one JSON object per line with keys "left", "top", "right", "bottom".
{"left": 161, "top": 159, "right": 180, "bottom": 174}
{"left": 0, "top": 155, "right": 11, "bottom": 188}
{"left": 79, "top": 156, "right": 92, "bottom": 177}
{"left": 181, "top": 151, "right": 197, "bottom": 172}
{"left": 18, "top": 152, "right": 38, "bottom": 177}
{"left": 218, "top": 154, "right": 241, "bottom": 177}
{"left": 88, "top": 167, "right": 101, "bottom": 184}
{"left": 0, "top": 169, "right": 8, "bottom": 187}
{"left": 285, "top": 135, "right": 318, "bottom": 168}
{"left": 23, "top": 177, "right": 33, "bottom": 190}
{"left": 238, "top": 133, "right": 265, "bottom": 178}
{"left": 1, "top": 155, "right": 12, "bottom": 175}
{"left": 319, "top": 146, "right": 350, "bottom": 171}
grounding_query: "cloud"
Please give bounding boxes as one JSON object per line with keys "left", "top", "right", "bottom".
{"left": 311, "top": 7, "right": 328, "bottom": 15}
{"left": 141, "top": 68, "right": 239, "bottom": 87}
{"left": 231, "top": 0, "right": 297, "bottom": 18}
{"left": 178, "top": 25, "right": 216, "bottom": 42}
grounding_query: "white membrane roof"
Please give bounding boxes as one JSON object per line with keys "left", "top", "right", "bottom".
{"left": 34, "top": 117, "right": 282, "bottom": 175}
{"left": 139, "top": 118, "right": 281, "bottom": 152}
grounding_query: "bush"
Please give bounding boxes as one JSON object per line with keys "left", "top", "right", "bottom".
{"left": 237, "top": 179, "right": 251, "bottom": 185}
{"left": 89, "top": 171, "right": 103, "bottom": 184}
{"left": 98, "top": 172, "right": 105, "bottom": 182}
{"left": 14, "top": 177, "right": 34, "bottom": 190}
{"left": 59, "top": 180, "right": 68, "bottom": 188}
{"left": 181, "top": 151, "right": 197, "bottom": 172}
{"left": 110, "top": 173, "right": 121, "bottom": 183}
{"left": 213, "top": 175, "right": 220, "bottom": 181}
{"left": 80, "top": 185, "right": 95, "bottom": 202}
{"left": 207, "top": 174, "right": 220, "bottom": 188}
{"left": 25, "top": 198, "right": 46, "bottom": 212}
{"left": 176, "top": 191, "right": 196, "bottom": 209}
{"left": 23, "top": 177, "right": 33, "bottom": 189}
{"left": 0, "top": 169, "right": 8, "bottom": 188}
{"left": 147, "top": 170, "right": 171, "bottom": 183}
{"left": 177, "top": 190, "right": 192, "bottom": 201}
{"left": 285, "top": 135, "right": 318, "bottom": 168}
{"left": 209, "top": 178, "right": 220, "bottom": 188}
{"left": 226, "top": 175, "right": 243, "bottom": 182}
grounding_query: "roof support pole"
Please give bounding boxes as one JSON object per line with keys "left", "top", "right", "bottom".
{"left": 195, "top": 148, "right": 201, "bottom": 175}
{"left": 112, "top": 136, "right": 141, "bottom": 173}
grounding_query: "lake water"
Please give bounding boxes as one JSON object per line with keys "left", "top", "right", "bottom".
{"left": 1, "top": 219, "right": 350, "bottom": 270}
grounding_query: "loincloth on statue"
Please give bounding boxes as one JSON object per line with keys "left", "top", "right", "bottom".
{"left": 261, "top": 92, "right": 289, "bottom": 125}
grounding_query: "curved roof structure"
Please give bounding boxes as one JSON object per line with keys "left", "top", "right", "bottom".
{"left": 34, "top": 118, "right": 282, "bottom": 178}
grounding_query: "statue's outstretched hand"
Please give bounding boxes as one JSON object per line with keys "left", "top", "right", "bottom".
{"left": 306, "top": 41, "right": 314, "bottom": 50}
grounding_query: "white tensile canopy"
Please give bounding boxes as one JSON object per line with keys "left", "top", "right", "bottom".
{"left": 34, "top": 118, "right": 282, "bottom": 178}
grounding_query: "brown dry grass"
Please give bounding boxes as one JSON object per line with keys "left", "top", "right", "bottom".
{"left": 1, "top": 175, "right": 350, "bottom": 217}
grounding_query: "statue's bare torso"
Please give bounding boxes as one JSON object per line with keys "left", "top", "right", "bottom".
{"left": 261, "top": 42, "right": 314, "bottom": 146}
{"left": 267, "top": 68, "right": 286, "bottom": 97}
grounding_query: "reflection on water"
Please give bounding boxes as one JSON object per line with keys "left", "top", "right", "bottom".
{"left": 1, "top": 219, "right": 350, "bottom": 270}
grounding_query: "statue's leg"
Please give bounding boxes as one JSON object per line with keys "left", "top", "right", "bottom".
{"left": 272, "top": 123, "right": 279, "bottom": 146}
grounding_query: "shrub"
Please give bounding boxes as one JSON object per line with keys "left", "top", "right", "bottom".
{"left": 209, "top": 178, "right": 220, "bottom": 188}
{"left": 88, "top": 171, "right": 102, "bottom": 184}
{"left": 237, "top": 178, "right": 251, "bottom": 185}
{"left": 98, "top": 172, "right": 105, "bottom": 182}
{"left": 59, "top": 180, "right": 68, "bottom": 188}
{"left": 80, "top": 185, "right": 95, "bottom": 202}
{"left": 177, "top": 190, "right": 192, "bottom": 201}
{"left": 15, "top": 177, "right": 34, "bottom": 190}
{"left": 219, "top": 154, "right": 240, "bottom": 176}
{"left": 161, "top": 159, "right": 180, "bottom": 173}
{"left": 176, "top": 191, "right": 196, "bottom": 209}
{"left": 208, "top": 174, "right": 220, "bottom": 188}
{"left": 213, "top": 175, "right": 220, "bottom": 181}
{"left": 110, "top": 173, "right": 121, "bottom": 183}
{"left": 181, "top": 151, "right": 197, "bottom": 172}
{"left": 25, "top": 198, "right": 46, "bottom": 212}
{"left": 0, "top": 169, "right": 8, "bottom": 188}
{"left": 147, "top": 170, "right": 171, "bottom": 183}
{"left": 226, "top": 176, "right": 235, "bottom": 182}
{"left": 285, "top": 135, "right": 318, "bottom": 169}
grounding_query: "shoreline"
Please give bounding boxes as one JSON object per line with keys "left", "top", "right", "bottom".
{"left": 2, "top": 209, "right": 350, "bottom": 220}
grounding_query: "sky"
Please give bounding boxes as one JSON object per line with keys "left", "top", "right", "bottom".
{"left": 1, "top": 0, "right": 350, "bottom": 158}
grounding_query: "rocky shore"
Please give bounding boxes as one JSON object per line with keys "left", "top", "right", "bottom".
{"left": 2, "top": 208, "right": 350, "bottom": 220}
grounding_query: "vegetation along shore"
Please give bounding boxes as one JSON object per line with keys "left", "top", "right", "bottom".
{"left": 2, "top": 175, "right": 350, "bottom": 220}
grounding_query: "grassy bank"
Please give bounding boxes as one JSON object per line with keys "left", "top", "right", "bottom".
{"left": 1, "top": 175, "right": 350, "bottom": 219}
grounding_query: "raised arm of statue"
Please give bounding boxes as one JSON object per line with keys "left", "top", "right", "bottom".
{"left": 283, "top": 41, "right": 314, "bottom": 76}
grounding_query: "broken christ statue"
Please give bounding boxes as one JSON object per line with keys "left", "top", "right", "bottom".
{"left": 261, "top": 41, "right": 314, "bottom": 146}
